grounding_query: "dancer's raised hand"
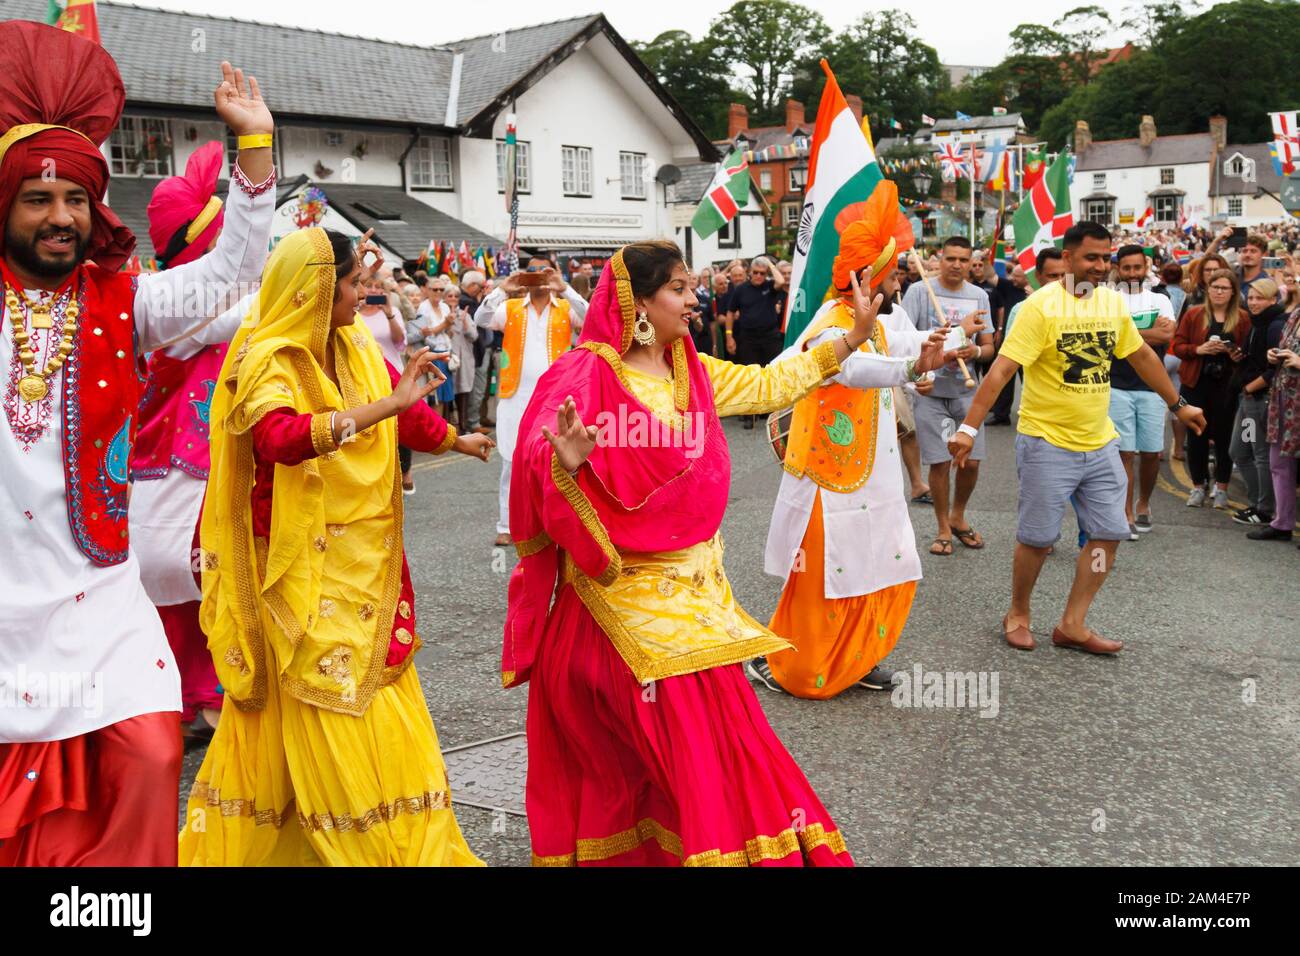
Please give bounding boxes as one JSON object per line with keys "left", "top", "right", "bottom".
{"left": 541, "top": 395, "right": 598, "bottom": 474}
{"left": 391, "top": 348, "right": 441, "bottom": 412}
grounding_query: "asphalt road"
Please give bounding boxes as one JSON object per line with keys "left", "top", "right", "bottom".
{"left": 181, "top": 399, "right": 1300, "bottom": 866}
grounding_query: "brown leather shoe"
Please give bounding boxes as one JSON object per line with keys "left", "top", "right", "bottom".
{"left": 1051, "top": 627, "right": 1122, "bottom": 655}
{"left": 1002, "top": 617, "right": 1035, "bottom": 650}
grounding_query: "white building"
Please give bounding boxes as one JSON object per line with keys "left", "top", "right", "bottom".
{"left": 3, "top": 2, "right": 743, "bottom": 268}
{"left": 1071, "top": 115, "right": 1289, "bottom": 231}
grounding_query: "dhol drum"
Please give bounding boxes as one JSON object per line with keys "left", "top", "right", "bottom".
{"left": 766, "top": 406, "right": 794, "bottom": 465}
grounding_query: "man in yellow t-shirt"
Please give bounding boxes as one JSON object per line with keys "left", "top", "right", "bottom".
{"left": 947, "top": 222, "right": 1206, "bottom": 657}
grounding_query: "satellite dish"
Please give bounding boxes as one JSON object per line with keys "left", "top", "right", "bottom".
{"left": 655, "top": 164, "right": 681, "bottom": 186}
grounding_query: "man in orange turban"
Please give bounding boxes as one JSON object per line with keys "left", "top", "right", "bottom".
{"left": 752, "top": 181, "right": 980, "bottom": 699}
{"left": 0, "top": 20, "right": 277, "bottom": 866}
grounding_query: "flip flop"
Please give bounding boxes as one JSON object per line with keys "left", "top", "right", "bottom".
{"left": 911, "top": 491, "right": 933, "bottom": 505}
{"left": 929, "top": 537, "right": 953, "bottom": 556}
{"left": 952, "top": 525, "right": 985, "bottom": 549}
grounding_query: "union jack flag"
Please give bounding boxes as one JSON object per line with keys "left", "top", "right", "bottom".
{"left": 937, "top": 142, "right": 970, "bottom": 181}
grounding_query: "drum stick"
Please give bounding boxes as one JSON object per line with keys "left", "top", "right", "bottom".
{"left": 918, "top": 272, "right": 976, "bottom": 388}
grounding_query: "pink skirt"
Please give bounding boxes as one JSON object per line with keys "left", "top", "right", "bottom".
{"left": 526, "top": 586, "right": 853, "bottom": 866}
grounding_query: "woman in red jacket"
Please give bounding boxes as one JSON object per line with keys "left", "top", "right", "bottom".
{"left": 1171, "top": 269, "right": 1248, "bottom": 508}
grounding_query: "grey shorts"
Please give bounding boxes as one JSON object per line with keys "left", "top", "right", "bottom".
{"left": 914, "top": 391, "right": 984, "bottom": 465}
{"left": 1014, "top": 434, "right": 1129, "bottom": 547}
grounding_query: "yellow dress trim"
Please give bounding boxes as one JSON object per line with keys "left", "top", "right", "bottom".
{"left": 188, "top": 780, "right": 450, "bottom": 834}
{"left": 671, "top": 338, "right": 690, "bottom": 412}
{"left": 610, "top": 249, "right": 636, "bottom": 354}
{"left": 310, "top": 411, "right": 338, "bottom": 456}
{"left": 549, "top": 452, "right": 621, "bottom": 586}
{"left": 433, "top": 423, "right": 458, "bottom": 455}
{"left": 531, "top": 818, "right": 848, "bottom": 867}
{"left": 811, "top": 338, "right": 841, "bottom": 381}
{"left": 513, "top": 530, "right": 551, "bottom": 558}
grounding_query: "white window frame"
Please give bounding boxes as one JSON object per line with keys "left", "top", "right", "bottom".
{"left": 109, "top": 116, "right": 173, "bottom": 177}
{"left": 1227, "top": 197, "right": 1244, "bottom": 217}
{"left": 495, "top": 139, "right": 531, "bottom": 194}
{"left": 1083, "top": 198, "right": 1112, "bottom": 224}
{"left": 409, "top": 135, "right": 454, "bottom": 190}
{"left": 759, "top": 169, "right": 772, "bottom": 191}
{"left": 1153, "top": 194, "right": 1179, "bottom": 223}
{"left": 562, "top": 145, "right": 593, "bottom": 197}
{"left": 1160, "top": 167, "right": 1175, "bottom": 185}
{"left": 717, "top": 215, "right": 740, "bottom": 248}
{"left": 782, "top": 202, "right": 800, "bottom": 229}
{"left": 1092, "top": 172, "right": 1106, "bottom": 190}
{"left": 619, "top": 151, "right": 647, "bottom": 200}
{"left": 1227, "top": 155, "right": 1245, "bottom": 176}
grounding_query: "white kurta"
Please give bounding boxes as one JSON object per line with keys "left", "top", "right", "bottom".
{"left": 763, "top": 302, "right": 957, "bottom": 599}
{"left": 0, "top": 167, "right": 274, "bottom": 743}
{"left": 128, "top": 294, "right": 255, "bottom": 607}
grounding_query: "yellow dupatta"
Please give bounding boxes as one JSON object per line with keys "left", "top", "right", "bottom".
{"left": 200, "top": 227, "right": 408, "bottom": 716}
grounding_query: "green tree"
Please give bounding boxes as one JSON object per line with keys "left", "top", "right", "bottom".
{"left": 1051, "top": 5, "right": 1116, "bottom": 85}
{"left": 1037, "top": 49, "right": 1164, "bottom": 148}
{"left": 705, "top": 0, "right": 830, "bottom": 125}
{"left": 633, "top": 30, "right": 740, "bottom": 140}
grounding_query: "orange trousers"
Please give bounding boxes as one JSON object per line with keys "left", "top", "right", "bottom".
{"left": 0, "top": 712, "right": 182, "bottom": 866}
{"left": 767, "top": 490, "right": 916, "bottom": 699}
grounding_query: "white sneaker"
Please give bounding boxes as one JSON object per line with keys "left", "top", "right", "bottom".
{"left": 1186, "top": 487, "right": 1206, "bottom": 507}
{"left": 1212, "top": 488, "right": 1230, "bottom": 509}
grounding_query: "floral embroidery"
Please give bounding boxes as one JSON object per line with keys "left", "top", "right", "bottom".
{"left": 316, "top": 647, "right": 353, "bottom": 685}
{"left": 313, "top": 535, "right": 327, "bottom": 552}
{"left": 351, "top": 333, "right": 369, "bottom": 350}
{"left": 657, "top": 579, "right": 676, "bottom": 597}
{"left": 292, "top": 290, "right": 307, "bottom": 307}
{"left": 397, "top": 600, "right": 411, "bottom": 619}
{"left": 327, "top": 524, "right": 347, "bottom": 537}
{"left": 695, "top": 613, "right": 713, "bottom": 628}
{"left": 224, "top": 646, "right": 250, "bottom": 675}
{"left": 319, "top": 598, "right": 336, "bottom": 619}
{"left": 203, "top": 550, "right": 220, "bottom": 570}
{"left": 395, "top": 627, "right": 413, "bottom": 646}
{"left": 232, "top": 163, "right": 277, "bottom": 198}
{"left": 357, "top": 602, "right": 375, "bottom": 622}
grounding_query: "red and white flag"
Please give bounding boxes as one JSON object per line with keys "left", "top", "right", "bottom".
{"left": 1136, "top": 206, "right": 1154, "bottom": 228}
{"left": 1270, "top": 111, "right": 1298, "bottom": 175}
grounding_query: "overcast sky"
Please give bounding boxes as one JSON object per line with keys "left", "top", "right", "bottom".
{"left": 116, "top": 0, "right": 1225, "bottom": 67}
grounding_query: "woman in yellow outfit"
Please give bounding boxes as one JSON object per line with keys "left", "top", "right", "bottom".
{"left": 180, "top": 227, "right": 490, "bottom": 865}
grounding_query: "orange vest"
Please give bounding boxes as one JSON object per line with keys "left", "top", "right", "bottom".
{"left": 499, "top": 296, "right": 572, "bottom": 399}
{"left": 783, "top": 301, "right": 889, "bottom": 494}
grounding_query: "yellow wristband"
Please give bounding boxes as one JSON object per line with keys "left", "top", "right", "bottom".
{"left": 237, "top": 133, "right": 273, "bottom": 150}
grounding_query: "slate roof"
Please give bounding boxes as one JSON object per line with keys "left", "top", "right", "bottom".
{"left": 1075, "top": 133, "right": 1215, "bottom": 171}
{"left": 1212, "top": 142, "right": 1285, "bottom": 197}
{"left": 665, "top": 161, "right": 768, "bottom": 218}
{"left": 3, "top": 3, "right": 714, "bottom": 156}
{"left": 930, "top": 113, "right": 1025, "bottom": 134}
{"left": 317, "top": 185, "right": 501, "bottom": 259}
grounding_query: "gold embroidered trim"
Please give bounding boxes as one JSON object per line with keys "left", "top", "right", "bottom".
{"left": 530, "top": 818, "right": 848, "bottom": 867}
{"left": 811, "top": 339, "right": 841, "bottom": 381}
{"left": 610, "top": 249, "right": 635, "bottom": 354}
{"left": 500, "top": 669, "right": 516, "bottom": 688}
{"left": 188, "top": 780, "right": 450, "bottom": 834}
{"left": 564, "top": 567, "right": 789, "bottom": 683}
{"left": 433, "top": 423, "right": 457, "bottom": 455}
{"left": 550, "top": 452, "right": 621, "bottom": 584}
{"left": 513, "top": 530, "right": 551, "bottom": 558}
{"left": 671, "top": 338, "right": 690, "bottom": 412}
{"left": 310, "top": 411, "right": 338, "bottom": 456}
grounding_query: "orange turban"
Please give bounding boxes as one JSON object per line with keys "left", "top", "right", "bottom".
{"left": 830, "top": 180, "right": 915, "bottom": 293}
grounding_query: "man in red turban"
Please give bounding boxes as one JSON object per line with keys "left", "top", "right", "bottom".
{"left": 0, "top": 20, "right": 278, "bottom": 866}
{"left": 753, "top": 180, "right": 979, "bottom": 700}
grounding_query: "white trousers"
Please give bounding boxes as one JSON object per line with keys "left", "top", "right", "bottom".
{"left": 497, "top": 457, "right": 512, "bottom": 535}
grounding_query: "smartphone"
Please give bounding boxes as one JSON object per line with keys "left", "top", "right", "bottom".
{"left": 364, "top": 293, "right": 387, "bottom": 305}
{"left": 517, "top": 271, "right": 546, "bottom": 287}
{"left": 1224, "top": 227, "right": 1247, "bottom": 250}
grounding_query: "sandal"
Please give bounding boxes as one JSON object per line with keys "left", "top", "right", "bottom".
{"left": 911, "top": 491, "right": 933, "bottom": 505}
{"left": 929, "top": 537, "right": 953, "bottom": 556}
{"left": 951, "top": 525, "right": 985, "bottom": 549}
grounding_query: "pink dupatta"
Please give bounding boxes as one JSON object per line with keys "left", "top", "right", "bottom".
{"left": 501, "top": 250, "right": 732, "bottom": 687}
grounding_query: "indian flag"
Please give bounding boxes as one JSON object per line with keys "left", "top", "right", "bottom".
{"left": 691, "top": 150, "right": 750, "bottom": 239}
{"left": 783, "top": 60, "right": 883, "bottom": 346}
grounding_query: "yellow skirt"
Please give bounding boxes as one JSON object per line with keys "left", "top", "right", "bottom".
{"left": 179, "top": 662, "right": 482, "bottom": 867}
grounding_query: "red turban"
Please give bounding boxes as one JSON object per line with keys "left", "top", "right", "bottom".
{"left": 148, "top": 141, "right": 226, "bottom": 269}
{"left": 830, "top": 179, "right": 915, "bottom": 293}
{"left": 0, "top": 21, "right": 134, "bottom": 271}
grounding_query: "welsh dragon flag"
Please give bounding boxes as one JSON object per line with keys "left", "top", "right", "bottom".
{"left": 47, "top": 0, "right": 100, "bottom": 44}
{"left": 691, "top": 150, "right": 750, "bottom": 239}
{"left": 783, "top": 60, "right": 883, "bottom": 346}
{"left": 1012, "top": 152, "right": 1073, "bottom": 289}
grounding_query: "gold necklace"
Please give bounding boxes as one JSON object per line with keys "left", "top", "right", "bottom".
{"left": 4, "top": 283, "right": 78, "bottom": 403}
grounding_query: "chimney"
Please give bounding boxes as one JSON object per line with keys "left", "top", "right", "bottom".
{"left": 1139, "top": 115, "right": 1157, "bottom": 147}
{"left": 1209, "top": 114, "right": 1227, "bottom": 150}
{"left": 844, "top": 94, "right": 864, "bottom": 126}
{"left": 1074, "top": 120, "right": 1092, "bottom": 153}
{"left": 728, "top": 103, "right": 749, "bottom": 141}
{"left": 784, "top": 99, "right": 805, "bottom": 133}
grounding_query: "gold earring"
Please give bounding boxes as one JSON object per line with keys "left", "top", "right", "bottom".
{"left": 633, "top": 310, "right": 656, "bottom": 346}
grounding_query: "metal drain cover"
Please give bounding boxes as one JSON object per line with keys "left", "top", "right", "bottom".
{"left": 443, "top": 731, "right": 527, "bottom": 816}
